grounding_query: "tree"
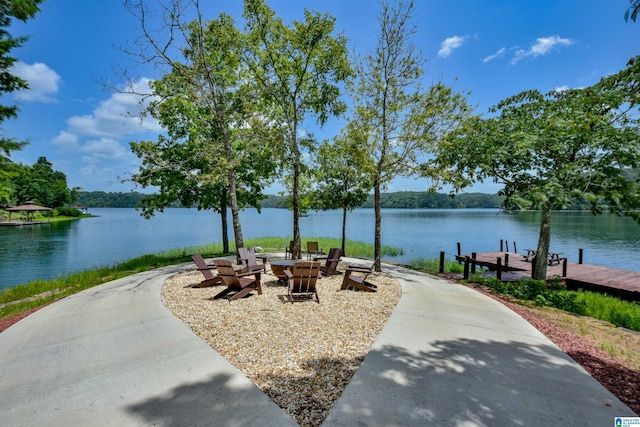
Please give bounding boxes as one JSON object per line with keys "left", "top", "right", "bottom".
{"left": 348, "top": 0, "right": 472, "bottom": 271}
{"left": 626, "top": 0, "right": 640, "bottom": 22}
{"left": 124, "top": 1, "right": 277, "bottom": 250}
{"left": 427, "top": 56, "right": 640, "bottom": 279}
{"left": 242, "top": 0, "right": 352, "bottom": 258}
{"left": 311, "top": 135, "right": 371, "bottom": 253}
{"left": 0, "top": 0, "right": 43, "bottom": 203}
{"left": 14, "top": 157, "right": 71, "bottom": 207}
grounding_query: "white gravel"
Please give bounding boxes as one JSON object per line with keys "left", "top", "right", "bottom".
{"left": 161, "top": 258, "right": 402, "bottom": 426}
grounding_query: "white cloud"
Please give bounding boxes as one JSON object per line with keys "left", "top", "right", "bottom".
{"left": 50, "top": 77, "right": 163, "bottom": 191}
{"left": 67, "top": 77, "right": 162, "bottom": 138}
{"left": 483, "top": 47, "right": 506, "bottom": 63}
{"left": 438, "top": 36, "right": 467, "bottom": 58}
{"left": 81, "top": 137, "right": 131, "bottom": 161}
{"left": 511, "top": 35, "right": 574, "bottom": 64}
{"left": 11, "top": 62, "right": 61, "bottom": 102}
{"left": 52, "top": 131, "right": 79, "bottom": 151}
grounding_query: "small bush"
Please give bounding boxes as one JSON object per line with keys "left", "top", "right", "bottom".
{"left": 57, "top": 207, "right": 82, "bottom": 217}
{"left": 542, "top": 290, "right": 587, "bottom": 315}
{"left": 511, "top": 279, "right": 546, "bottom": 300}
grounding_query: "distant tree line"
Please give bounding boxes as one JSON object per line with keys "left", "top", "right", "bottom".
{"left": 358, "top": 192, "right": 503, "bottom": 209}
{"left": 76, "top": 191, "right": 159, "bottom": 208}
{"left": 79, "top": 189, "right": 640, "bottom": 211}
{"left": 76, "top": 190, "right": 503, "bottom": 209}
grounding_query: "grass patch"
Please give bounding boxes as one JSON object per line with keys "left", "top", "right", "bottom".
{"left": 242, "top": 236, "right": 403, "bottom": 259}
{"left": 459, "top": 275, "right": 640, "bottom": 333}
{"left": 409, "top": 257, "right": 464, "bottom": 273}
{"left": 580, "top": 291, "right": 640, "bottom": 331}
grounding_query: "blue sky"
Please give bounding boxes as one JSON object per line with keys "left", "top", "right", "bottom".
{"left": 4, "top": 0, "right": 638, "bottom": 195}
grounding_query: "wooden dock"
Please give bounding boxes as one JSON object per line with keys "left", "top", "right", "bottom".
{"left": 456, "top": 251, "right": 640, "bottom": 301}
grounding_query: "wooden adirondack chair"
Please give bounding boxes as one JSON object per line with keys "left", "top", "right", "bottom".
{"left": 191, "top": 254, "right": 222, "bottom": 288}
{"left": 285, "top": 261, "right": 321, "bottom": 303}
{"left": 285, "top": 240, "right": 299, "bottom": 259}
{"left": 306, "top": 241, "right": 323, "bottom": 260}
{"left": 341, "top": 263, "right": 376, "bottom": 292}
{"left": 315, "top": 247, "right": 343, "bottom": 277}
{"left": 237, "top": 247, "right": 268, "bottom": 274}
{"left": 213, "top": 259, "right": 262, "bottom": 302}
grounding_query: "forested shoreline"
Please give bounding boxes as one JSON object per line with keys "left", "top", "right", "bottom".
{"left": 76, "top": 191, "right": 504, "bottom": 209}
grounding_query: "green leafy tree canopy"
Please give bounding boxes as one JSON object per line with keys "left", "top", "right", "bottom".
{"left": 428, "top": 56, "right": 640, "bottom": 279}
{"left": 0, "top": 0, "right": 43, "bottom": 203}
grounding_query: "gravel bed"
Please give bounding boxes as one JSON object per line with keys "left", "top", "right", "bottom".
{"left": 161, "top": 259, "right": 401, "bottom": 426}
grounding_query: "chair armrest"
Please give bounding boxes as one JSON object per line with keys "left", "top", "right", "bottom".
{"left": 346, "top": 264, "right": 374, "bottom": 273}
{"left": 197, "top": 265, "right": 216, "bottom": 271}
{"left": 237, "top": 270, "right": 261, "bottom": 279}
{"left": 256, "top": 255, "right": 268, "bottom": 263}
{"left": 284, "top": 270, "right": 293, "bottom": 279}
{"left": 313, "top": 255, "right": 328, "bottom": 261}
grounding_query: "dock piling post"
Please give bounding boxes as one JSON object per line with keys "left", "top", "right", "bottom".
{"left": 505, "top": 240, "right": 509, "bottom": 252}
{"left": 514, "top": 241, "right": 517, "bottom": 254}
{"left": 531, "top": 256, "right": 536, "bottom": 278}
{"left": 500, "top": 239, "right": 504, "bottom": 252}
{"left": 471, "top": 252, "right": 477, "bottom": 274}
{"left": 505, "top": 253, "right": 509, "bottom": 268}
{"left": 496, "top": 257, "right": 502, "bottom": 280}
{"left": 439, "top": 251, "right": 445, "bottom": 274}
{"left": 457, "top": 242, "right": 461, "bottom": 256}
{"left": 463, "top": 256, "right": 470, "bottom": 280}
{"left": 562, "top": 258, "right": 568, "bottom": 277}
{"left": 579, "top": 248, "right": 583, "bottom": 264}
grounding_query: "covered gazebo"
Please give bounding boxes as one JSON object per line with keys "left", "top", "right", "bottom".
{"left": 6, "top": 201, "right": 52, "bottom": 223}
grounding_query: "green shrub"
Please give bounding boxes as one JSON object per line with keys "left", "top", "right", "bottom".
{"left": 511, "top": 278, "right": 547, "bottom": 300}
{"left": 57, "top": 206, "right": 82, "bottom": 217}
{"left": 541, "top": 290, "right": 587, "bottom": 315}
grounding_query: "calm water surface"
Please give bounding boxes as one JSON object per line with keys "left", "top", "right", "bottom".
{"left": 1, "top": 208, "right": 639, "bottom": 290}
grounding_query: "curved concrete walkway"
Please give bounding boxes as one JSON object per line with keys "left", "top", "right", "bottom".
{"left": 0, "top": 260, "right": 635, "bottom": 426}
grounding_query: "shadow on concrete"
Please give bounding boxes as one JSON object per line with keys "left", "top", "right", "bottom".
{"left": 126, "top": 372, "right": 297, "bottom": 426}
{"left": 325, "top": 338, "right": 634, "bottom": 425}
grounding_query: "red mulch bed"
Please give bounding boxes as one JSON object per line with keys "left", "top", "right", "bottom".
{"left": 0, "top": 305, "right": 49, "bottom": 333}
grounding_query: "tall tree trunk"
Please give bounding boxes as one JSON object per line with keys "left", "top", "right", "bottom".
{"left": 220, "top": 197, "right": 229, "bottom": 253}
{"left": 341, "top": 205, "right": 347, "bottom": 255}
{"left": 222, "top": 127, "right": 243, "bottom": 251}
{"left": 374, "top": 179, "right": 382, "bottom": 272}
{"left": 533, "top": 203, "right": 552, "bottom": 280}
{"left": 228, "top": 172, "right": 243, "bottom": 249}
{"left": 291, "top": 124, "right": 301, "bottom": 259}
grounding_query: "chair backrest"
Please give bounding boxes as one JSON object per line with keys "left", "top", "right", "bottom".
{"left": 290, "top": 261, "right": 320, "bottom": 292}
{"left": 307, "top": 241, "right": 319, "bottom": 253}
{"left": 238, "top": 247, "right": 267, "bottom": 273}
{"left": 213, "top": 259, "right": 233, "bottom": 268}
{"left": 286, "top": 240, "right": 298, "bottom": 259}
{"left": 214, "top": 259, "right": 241, "bottom": 290}
{"left": 324, "top": 248, "right": 343, "bottom": 268}
{"left": 238, "top": 247, "right": 256, "bottom": 265}
{"left": 192, "top": 254, "right": 215, "bottom": 280}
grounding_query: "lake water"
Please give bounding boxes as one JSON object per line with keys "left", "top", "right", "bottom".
{"left": 1, "top": 208, "right": 639, "bottom": 291}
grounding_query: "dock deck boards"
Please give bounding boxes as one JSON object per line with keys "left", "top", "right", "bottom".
{"left": 457, "top": 251, "right": 640, "bottom": 301}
